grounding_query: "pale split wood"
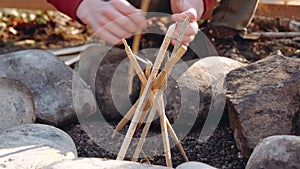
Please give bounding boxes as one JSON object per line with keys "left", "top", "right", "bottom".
{"left": 115, "top": 41, "right": 188, "bottom": 162}
{"left": 172, "top": 16, "right": 190, "bottom": 54}
{"left": 132, "top": 89, "right": 164, "bottom": 162}
{"left": 111, "top": 97, "right": 140, "bottom": 139}
{"left": 145, "top": 62, "right": 152, "bottom": 80}
{"left": 159, "top": 94, "right": 172, "bottom": 167}
{"left": 132, "top": 0, "right": 152, "bottom": 53}
{"left": 112, "top": 40, "right": 150, "bottom": 139}
{"left": 123, "top": 39, "right": 147, "bottom": 85}
{"left": 128, "top": 0, "right": 152, "bottom": 95}
{"left": 152, "top": 46, "right": 187, "bottom": 89}
{"left": 152, "top": 24, "right": 176, "bottom": 76}
{"left": 135, "top": 54, "right": 151, "bottom": 65}
{"left": 123, "top": 39, "right": 151, "bottom": 135}
{"left": 131, "top": 46, "right": 188, "bottom": 162}
{"left": 117, "top": 24, "right": 175, "bottom": 160}
{"left": 167, "top": 119, "right": 189, "bottom": 162}
{"left": 112, "top": 39, "right": 147, "bottom": 139}
{"left": 134, "top": 61, "right": 153, "bottom": 133}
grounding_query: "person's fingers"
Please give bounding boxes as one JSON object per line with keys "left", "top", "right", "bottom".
{"left": 127, "top": 12, "right": 147, "bottom": 28}
{"left": 89, "top": 16, "right": 125, "bottom": 45}
{"left": 171, "top": 35, "right": 195, "bottom": 46}
{"left": 172, "top": 8, "right": 198, "bottom": 22}
{"left": 95, "top": 27, "right": 123, "bottom": 45}
{"left": 106, "top": 22, "right": 132, "bottom": 38}
{"left": 174, "top": 22, "right": 198, "bottom": 37}
{"left": 111, "top": 0, "right": 146, "bottom": 26}
{"left": 104, "top": 0, "right": 146, "bottom": 32}
{"left": 111, "top": 0, "right": 140, "bottom": 14}
{"left": 181, "top": 35, "right": 195, "bottom": 44}
{"left": 103, "top": 10, "right": 142, "bottom": 33}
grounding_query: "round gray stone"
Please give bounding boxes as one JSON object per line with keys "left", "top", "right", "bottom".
{"left": 0, "top": 124, "right": 77, "bottom": 169}
{"left": 161, "top": 56, "right": 244, "bottom": 138}
{"left": 46, "top": 158, "right": 172, "bottom": 169}
{"left": 0, "top": 49, "right": 97, "bottom": 126}
{"left": 0, "top": 77, "right": 35, "bottom": 134}
{"left": 246, "top": 135, "right": 300, "bottom": 169}
{"left": 176, "top": 161, "right": 217, "bottom": 169}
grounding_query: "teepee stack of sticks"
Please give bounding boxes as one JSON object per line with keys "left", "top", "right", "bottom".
{"left": 113, "top": 16, "right": 190, "bottom": 167}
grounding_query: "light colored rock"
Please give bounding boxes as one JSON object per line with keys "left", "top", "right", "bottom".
{"left": 246, "top": 135, "right": 300, "bottom": 169}
{"left": 0, "top": 124, "right": 77, "bottom": 169}
{"left": 226, "top": 52, "right": 300, "bottom": 157}
{"left": 0, "top": 49, "right": 97, "bottom": 126}
{"left": 46, "top": 158, "right": 172, "bottom": 169}
{"left": 0, "top": 77, "right": 35, "bottom": 134}
{"left": 160, "top": 56, "right": 245, "bottom": 139}
{"left": 176, "top": 161, "right": 217, "bottom": 169}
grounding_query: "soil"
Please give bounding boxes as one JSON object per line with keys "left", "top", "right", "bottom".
{"left": 62, "top": 112, "right": 248, "bottom": 169}
{"left": 1, "top": 9, "right": 299, "bottom": 169}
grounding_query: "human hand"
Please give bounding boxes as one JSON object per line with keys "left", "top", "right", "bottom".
{"left": 171, "top": 0, "right": 204, "bottom": 45}
{"left": 76, "top": 0, "right": 146, "bottom": 45}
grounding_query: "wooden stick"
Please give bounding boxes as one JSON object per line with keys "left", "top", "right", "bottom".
{"left": 123, "top": 39, "right": 148, "bottom": 85}
{"left": 141, "top": 149, "right": 151, "bottom": 164}
{"left": 116, "top": 41, "right": 188, "bottom": 161}
{"left": 159, "top": 94, "right": 172, "bottom": 167}
{"left": 242, "top": 31, "right": 300, "bottom": 40}
{"left": 132, "top": 0, "right": 152, "bottom": 53}
{"left": 112, "top": 40, "right": 151, "bottom": 139}
{"left": 131, "top": 46, "right": 188, "bottom": 162}
{"left": 128, "top": 0, "right": 152, "bottom": 95}
{"left": 132, "top": 89, "right": 164, "bottom": 162}
{"left": 135, "top": 62, "right": 153, "bottom": 134}
{"left": 124, "top": 39, "right": 151, "bottom": 135}
{"left": 145, "top": 62, "right": 152, "bottom": 79}
{"left": 152, "top": 46, "right": 187, "bottom": 89}
{"left": 112, "top": 41, "right": 152, "bottom": 139}
{"left": 117, "top": 24, "right": 175, "bottom": 160}
{"left": 167, "top": 119, "right": 188, "bottom": 162}
{"left": 135, "top": 54, "right": 150, "bottom": 65}
{"left": 172, "top": 16, "right": 190, "bottom": 54}
{"left": 112, "top": 97, "right": 140, "bottom": 139}
{"left": 117, "top": 26, "right": 188, "bottom": 161}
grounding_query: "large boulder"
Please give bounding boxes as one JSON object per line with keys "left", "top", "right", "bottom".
{"left": 46, "top": 158, "right": 172, "bottom": 169}
{"left": 246, "top": 135, "right": 300, "bottom": 169}
{"left": 0, "top": 124, "right": 77, "bottom": 169}
{"left": 0, "top": 77, "right": 35, "bottom": 134}
{"left": 226, "top": 51, "right": 300, "bottom": 157}
{"left": 0, "top": 50, "right": 97, "bottom": 126}
{"left": 162, "top": 56, "right": 244, "bottom": 138}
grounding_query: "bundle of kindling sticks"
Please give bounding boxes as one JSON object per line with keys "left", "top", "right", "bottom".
{"left": 112, "top": 16, "right": 191, "bottom": 167}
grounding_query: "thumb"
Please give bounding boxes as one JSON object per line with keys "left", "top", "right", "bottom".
{"left": 172, "top": 8, "right": 198, "bottom": 22}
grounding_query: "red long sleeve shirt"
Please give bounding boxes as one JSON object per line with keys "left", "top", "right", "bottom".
{"left": 47, "top": 0, "right": 215, "bottom": 22}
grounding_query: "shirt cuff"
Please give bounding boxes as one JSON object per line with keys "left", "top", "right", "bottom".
{"left": 202, "top": 0, "right": 216, "bottom": 17}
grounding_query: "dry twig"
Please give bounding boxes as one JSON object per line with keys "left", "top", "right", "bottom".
{"left": 117, "top": 24, "right": 175, "bottom": 161}
{"left": 128, "top": 0, "right": 152, "bottom": 95}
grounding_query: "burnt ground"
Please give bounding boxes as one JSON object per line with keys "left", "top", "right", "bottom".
{"left": 0, "top": 9, "right": 299, "bottom": 169}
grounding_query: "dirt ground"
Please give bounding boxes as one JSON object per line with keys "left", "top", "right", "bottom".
{"left": 0, "top": 8, "right": 299, "bottom": 169}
